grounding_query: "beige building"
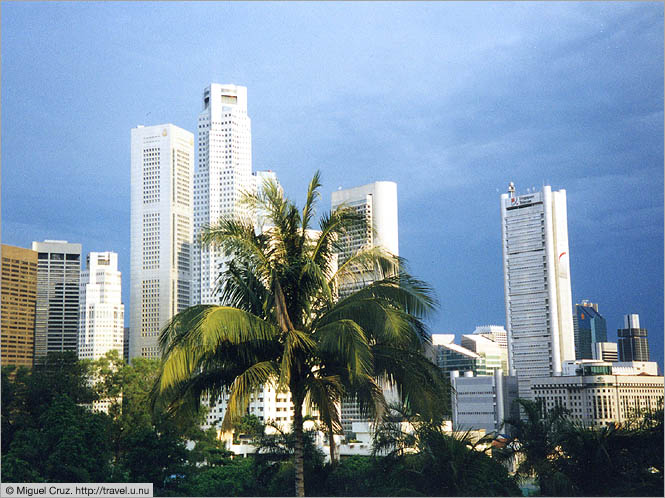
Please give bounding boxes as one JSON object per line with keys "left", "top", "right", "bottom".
{"left": 1, "top": 245, "right": 38, "bottom": 367}
{"left": 531, "top": 368, "right": 664, "bottom": 426}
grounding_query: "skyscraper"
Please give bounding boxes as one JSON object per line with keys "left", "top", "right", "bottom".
{"left": 1, "top": 244, "right": 38, "bottom": 367}
{"left": 78, "top": 252, "right": 124, "bottom": 360}
{"left": 500, "top": 184, "right": 575, "bottom": 399}
{"left": 472, "top": 325, "right": 509, "bottom": 373}
{"left": 32, "top": 240, "right": 82, "bottom": 358}
{"left": 130, "top": 124, "right": 194, "bottom": 359}
{"left": 331, "top": 181, "right": 399, "bottom": 296}
{"left": 573, "top": 300, "right": 607, "bottom": 360}
{"left": 193, "top": 84, "right": 253, "bottom": 306}
{"left": 331, "top": 181, "right": 399, "bottom": 434}
{"left": 617, "top": 314, "right": 649, "bottom": 362}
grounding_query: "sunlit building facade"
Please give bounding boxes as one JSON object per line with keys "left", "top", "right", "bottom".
{"left": 331, "top": 181, "right": 399, "bottom": 435}
{"left": 193, "top": 84, "right": 253, "bottom": 306}
{"left": 32, "top": 240, "right": 82, "bottom": 358}
{"left": 130, "top": 124, "right": 193, "bottom": 359}
{"left": 78, "top": 252, "right": 124, "bottom": 360}
{"left": 500, "top": 184, "right": 575, "bottom": 400}
{"left": 1, "top": 245, "right": 38, "bottom": 367}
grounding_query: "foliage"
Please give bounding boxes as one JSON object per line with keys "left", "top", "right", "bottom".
{"left": 505, "top": 399, "right": 665, "bottom": 496}
{"left": 365, "top": 414, "right": 521, "bottom": 496}
{"left": 179, "top": 457, "right": 257, "bottom": 497}
{"left": 1, "top": 351, "right": 214, "bottom": 494}
{"left": 154, "top": 171, "right": 447, "bottom": 495}
{"left": 503, "top": 398, "right": 571, "bottom": 495}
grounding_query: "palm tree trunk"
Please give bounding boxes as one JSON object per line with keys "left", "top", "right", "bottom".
{"left": 293, "top": 399, "right": 305, "bottom": 497}
{"left": 328, "top": 425, "right": 337, "bottom": 468}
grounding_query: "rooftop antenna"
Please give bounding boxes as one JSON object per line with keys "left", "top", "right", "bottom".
{"left": 508, "top": 182, "right": 515, "bottom": 198}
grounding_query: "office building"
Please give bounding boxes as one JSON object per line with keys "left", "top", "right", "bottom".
{"left": 573, "top": 300, "right": 607, "bottom": 360}
{"left": 78, "top": 252, "right": 124, "bottom": 360}
{"left": 193, "top": 84, "right": 253, "bottom": 306}
{"left": 331, "top": 181, "right": 399, "bottom": 434}
{"left": 593, "top": 341, "right": 618, "bottom": 362}
{"left": 500, "top": 184, "right": 575, "bottom": 399}
{"left": 432, "top": 334, "right": 503, "bottom": 377}
{"left": 617, "top": 314, "right": 649, "bottom": 362}
{"left": 472, "top": 325, "right": 509, "bottom": 372}
{"left": 472, "top": 325, "right": 508, "bottom": 348}
{"left": 331, "top": 181, "right": 399, "bottom": 296}
{"left": 251, "top": 170, "right": 280, "bottom": 230}
{"left": 450, "top": 369, "right": 519, "bottom": 433}
{"left": 123, "top": 327, "right": 130, "bottom": 363}
{"left": 461, "top": 334, "right": 506, "bottom": 375}
{"left": 531, "top": 364, "right": 663, "bottom": 426}
{"left": 130, "top": 124, "right": 194, "bottom": 359}
{"left": 1, "top": 245, "right": 38, "bottom": 367}
{"left": 32, "top": 240, "right": 82, "bottom": 358}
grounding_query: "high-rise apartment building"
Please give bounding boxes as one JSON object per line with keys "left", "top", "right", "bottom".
{"left": 78, "top": 252, "right": 124, "bottom": 360}
{"left": 193, "top": 84, "right": 253, "bottom": 306}
{"left": 500, "top": 184, "right": 575, "bottom": 400}
{"left": 32, "top": 240, "right": 82, "bottom": 358}
{"left": 573, "top": 300, "right": 607, "bottom": 360}
{"left": 1, "top": 245, "right": 38, "bottom": 367}
{"left": 331, "top": 182, "right": 399, "bottom": 434}
{"left": 130, "top": 124, "right": 194, "bottom": 359}
{"left": 617, "top": 314, "right": 649, "bottom": 362}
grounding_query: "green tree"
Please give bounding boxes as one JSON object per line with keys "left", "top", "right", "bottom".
{"left": 367, "top": 411, "right": 520, "bottom": 497}
{"left": 95, "top": 355, "right": 212, "bottom": 491}
{"left": 2, "top": 394, "right": 113, "bottom": 483}
{"left": 552, "top": 409, "right": 663, "bottom": 496}
{"left": 154, "top": 172, "right": 446, "bottom": 496}
{"left": 504, "top": 399, "right": 572, "bottom": 496}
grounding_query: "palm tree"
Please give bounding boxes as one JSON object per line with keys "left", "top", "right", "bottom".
{"left": 504, "top": 399, "right": 572, "bottom": 496}
{"left": 153, "top": 172, "right": 446, "bottom": 496}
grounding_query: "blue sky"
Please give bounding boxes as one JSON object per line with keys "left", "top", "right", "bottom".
{"left": 2, "top": 2, "right": 663, "bottom": 371}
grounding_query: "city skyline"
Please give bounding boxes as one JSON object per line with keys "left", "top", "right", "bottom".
{"left": 2, "top": 2, "right": 662, "bottom": 371}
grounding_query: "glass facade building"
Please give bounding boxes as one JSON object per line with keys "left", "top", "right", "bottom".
{"left": 573, "top": 301, "right": 607, "bottom": 360}
{"left": 617, "top": 314, "right": 649, "bottom": 362}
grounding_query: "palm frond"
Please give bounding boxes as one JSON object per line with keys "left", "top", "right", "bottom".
{"left": 157, "top": 306, "right": 280, "bottom": 393}
{"left": 301, "top": 171, "right": 322, "bottom": 238}
{"left": 314, "top": 319, "right": 373, "bottom": 383}
{"left": 304, "top": 374, "right": 344, "bottom": 435}
{"left": 223, "top": 361, "right": 281, "bottom": 430}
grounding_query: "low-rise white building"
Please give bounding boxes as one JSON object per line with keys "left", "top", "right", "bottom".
{"left": 531, "top": 368, "right": 664, "bottom": 426}
{"left": 450, "top": 369, "right": 519, "bottom": 434}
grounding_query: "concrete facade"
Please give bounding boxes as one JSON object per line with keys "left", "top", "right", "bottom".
{"left": 500, "top": 184, "right": 575, "bottom": 400}
{"left": 130, "top": 124, "right": 193, "bottom": 359}
{"left": 1, "top": 245, "right": 38, "bottom": 367}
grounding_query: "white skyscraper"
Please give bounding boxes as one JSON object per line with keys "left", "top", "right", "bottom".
{"left": 130, "top": 124, "right": 194, "bottom": 359}
{"left": 193, "top": 84, "right": 253, "bottom": 306}
{"left": 500, "top": 184, "right": 575, "bottom": 399}
{"left": 331, "top": 181, "right": 399, "bottom": 297}
{"left": 331, "top": 181, "right": 399, "bottom": 434}
{"left": 78, "top": 252, "right": 124, "bottom": 360}
{"left": 32, "top": 240, "right": 82, "bottom": 357}
{"left": 251, "top": 170, "right": 280, "bottom": 231}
